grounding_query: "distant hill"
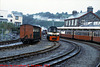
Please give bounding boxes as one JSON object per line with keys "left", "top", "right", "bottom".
{"left": 23, "top": 12, "right": 69, "bottom": 28}
{"left": 23, "top": 10, "right": 100, "bottom": 28}
{"left": 34, "top": 12, "right": 68, "bottom": 19}
{"left": 23, "top": 14, "right": 64, "bottom": 28}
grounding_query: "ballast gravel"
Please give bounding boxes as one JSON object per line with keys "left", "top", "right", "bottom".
{"left": 60, "top": 39, "right": 100, "bottom": 67}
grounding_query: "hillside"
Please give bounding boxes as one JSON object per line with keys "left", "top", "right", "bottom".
{"left": 23, "top": 11, "right": 100, "bottom": 28}
{"left": 23, "top": 12, "right": 69, "bottom": 28}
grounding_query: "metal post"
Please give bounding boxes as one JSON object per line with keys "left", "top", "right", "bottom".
{"left": 1, "top": 28, "right": 3, "bottom": 40}
{"left": 52, "top": 20, "right": 54, "bottom": 26}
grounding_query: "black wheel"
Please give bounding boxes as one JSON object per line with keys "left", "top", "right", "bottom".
{"left": 23, "top": 41, "right": 27, "bottom": 44}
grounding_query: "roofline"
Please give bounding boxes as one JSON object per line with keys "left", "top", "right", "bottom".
{"left": 57, "top": 27, "right": 100, "bottom": 30}
{"left": 64, "top": 11, "right": 100, "bottom": 21}
{"left": 91, "top": 12, "right": 100, "bottom": 20}
{"left": 20, "top": 24, "right": 41, "bottom": 28}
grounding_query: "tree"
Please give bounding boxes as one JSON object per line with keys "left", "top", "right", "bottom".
{"left": 23, "top": 15, "right": 34, "bottom": 24}
{"left": 0, "top": 22, "right": 18, "bottom": 34}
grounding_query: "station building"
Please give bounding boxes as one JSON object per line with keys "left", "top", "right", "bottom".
{"left": 65, "top": 6, "right": 100, "bottom": 27}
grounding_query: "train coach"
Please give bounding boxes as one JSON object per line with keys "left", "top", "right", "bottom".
{"left": 47, "top": 26, "right": 59, "bottom": 41}
{"left": 57, "top": 27, "right": 100, "bottom": 43}
{"left": 20, "top": 24, "right": 41, "bottom": 44}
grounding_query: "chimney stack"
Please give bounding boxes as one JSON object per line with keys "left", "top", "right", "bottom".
{"left": 72, "top": 10, "right": 77, "bottom": 15}
{"left": 87, "top": 6, "right": 93, "bottom": 12}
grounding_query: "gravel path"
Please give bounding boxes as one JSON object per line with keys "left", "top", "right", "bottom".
{"left": 0, "top": 40, "right": 54, "bottom": 58}
{"left": 60, "top": 39, "right": 100, "bottom": 67}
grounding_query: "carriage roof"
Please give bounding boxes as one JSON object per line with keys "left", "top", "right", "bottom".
{"left": 57, "top": 27, "right": 100, "bottom": 30}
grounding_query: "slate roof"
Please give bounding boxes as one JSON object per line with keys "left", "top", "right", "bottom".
{"left": 0, "top": 17, "right": 8, "bottom": 22}
{"left": 12, "top": 11, "right": 23, "bottom": 17}
{"left": 67, "top": 12, "right": 87, "bottom": 20}
{"left": 65, "top": 11, "right": 100, "bottom": 20}
{"left": 7, "top": 14, "right": 12, "bottom": 18}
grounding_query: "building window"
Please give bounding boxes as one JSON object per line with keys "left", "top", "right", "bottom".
{"left": 67, "top": 20, "right": 69, "bottom": 26}
{"left": 15, "top": 22, "right": 21, "bottom": 26}
{"left": 72, "top": 20, "right": 74, "bottom": 26}
{"left": 75, "top": 19, "right": 77, "bottom": 26}
{"left": 94, "top": 21, "right": 100, "bottom": 25}
{"left": 10, "top": 20, "right": 12, "bottom": 22}
{"left": 0, "top": 16, "right": 3, "bottom": 17}
{"left": 69, "top": 20, "right": 71, "bottom": 26}
{"left": 66, "top": 21, "right": 69, "bottom": 26}
{"left": 81, "top": 20, "right": 85, "bottom": 25}
{"left": 70, "top": 20, "right": 72, "bottom": 26}
{"left": 66, "top": 21, "right": 68, "bottom": 26}
{"left": 15, "top": 16, "right": 19, "bottom": 20}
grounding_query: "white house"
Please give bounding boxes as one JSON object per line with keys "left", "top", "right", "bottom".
{"left": 0, "top": 10, "right": 8, "bottom": 22}
{"left": 8, "top": 11, "right": 23, "bottom": 26}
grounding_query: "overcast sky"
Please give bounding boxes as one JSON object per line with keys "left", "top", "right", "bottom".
{"left": 0, "top": 0, "right": 100, "bottom": 14}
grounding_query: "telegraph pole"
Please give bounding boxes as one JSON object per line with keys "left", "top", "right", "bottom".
{"left": 52, "top": 20, "right": 54, "bottom": 26}
{"left": 1, "top": 29, "right": 4, "bottom": 40}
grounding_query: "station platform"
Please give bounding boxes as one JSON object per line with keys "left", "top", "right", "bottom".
{"left": 0, "top": 42, "right": 22, "bottom": 48}
{"left": 0, "top": 40, "right": 54, "bottom": 58}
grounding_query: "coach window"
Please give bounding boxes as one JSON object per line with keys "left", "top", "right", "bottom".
{"left": 97, "top": 32, "right": 99, "bottom": 36}
{"left": 94, "top": 32, "right": 98, "bottom": 37}
{"left": 94, "top": 31, "right": 96, "bottom": 36}
{"left": 99, "top": 32, "right": 100, "bottom": 37}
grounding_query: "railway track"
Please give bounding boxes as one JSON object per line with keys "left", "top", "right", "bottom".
{"left": 1, "top": 38, "right": 99, "bottom": 67}
{"left": 0, "top": 39, "right": 79, "bottom": 65}
{"left": 21, "top": 39, "right": 80, "bottom": 67}
{"left": 59, "top": 38, "right": 100, "bottom": 67}
{"left": 0, "top": 42, "right": 60, "bottom": 64}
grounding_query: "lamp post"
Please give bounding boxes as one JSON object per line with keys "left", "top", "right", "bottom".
{"left": 1, "top": 28, "right": 4, "bottom": 40}
{"left": 52, "top": 20, "right": 54, "bottom": 26}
